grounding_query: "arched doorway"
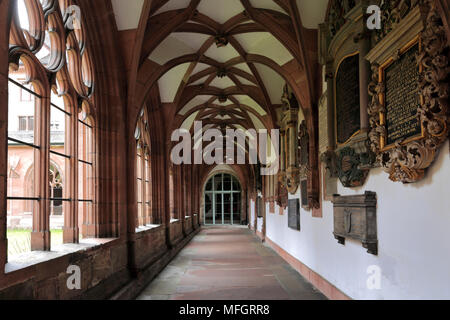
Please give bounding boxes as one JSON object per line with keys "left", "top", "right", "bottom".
{"left": 49, "top": 163, "right": 63, "bottom": 216}
{"left": 23, "top": 161, "right": 64, "bottom": 215}
{"left": 204, "top": 173, "right": 241, "bottom": 225}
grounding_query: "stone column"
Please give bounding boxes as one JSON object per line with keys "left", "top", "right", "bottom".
{"left": 63, "top": 100, "right": 79, "bottom": 244}
{"left": 356, "top": 32, "right": 371, "bottom": 131}
{"left": 326, "top": 63, "right": 336, "bottom": 150}
{"left": 279, "top": 128, "right": 286, "bottom": 181}
{"left": 0, "top": 0, "right": 13, "bottom": 269}
{"left": 31, "top": 95, "right": 51, "bottom": 251}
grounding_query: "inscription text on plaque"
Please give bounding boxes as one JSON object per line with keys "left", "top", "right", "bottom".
{"left": 335, "top": 53, "right": 361, "bottom": 145}
{"left": 381, "top": 41, "right": 422, "bottom": 148}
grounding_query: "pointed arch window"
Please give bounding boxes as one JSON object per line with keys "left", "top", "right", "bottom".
{"left": 135, "top": 108, "right": 153, "bottom": 228}
{"left": 6, "top": 0, "right": 96, "bottom": 258}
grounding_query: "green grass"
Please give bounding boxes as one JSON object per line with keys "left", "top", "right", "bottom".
{"left": 7, "top": 229, "right": 63, "bottom": 257}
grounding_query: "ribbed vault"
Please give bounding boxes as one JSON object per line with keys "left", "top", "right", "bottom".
{"left": 128, "top": 0, "right": 327, "bottom": 136}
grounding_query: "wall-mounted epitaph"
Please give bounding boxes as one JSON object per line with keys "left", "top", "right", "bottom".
{"left": 384, "top": 43, "right": 421, "bottom": 147}
{"left": 367, "top": 3, "right": 450, "bottom": 184}
{"left": 332, "top": 192, "right": 378, "bottom": 255}
{"left": 288, "top": 199, "right": 300, "bottom": 231}
{"left": 256, "top": 196, "right": 263, "bottom": 218}
{"left": 335, "top": 53, "right": 361, "bottom": 145}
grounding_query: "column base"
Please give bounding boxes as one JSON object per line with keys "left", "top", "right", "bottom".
{"left": 31, "top": 231, "right": 50, "bottom": 251}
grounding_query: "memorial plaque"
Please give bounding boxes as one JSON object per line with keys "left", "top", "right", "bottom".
{"left": 384, "top": 43, "right": 421, "bottom": 147}
{"left": 335, "top": 53, "right": 361, "bottom": 145}
{"left": 288, "top": 199, "right": 300, "bottom": 231}
{"left": 300, "top": 179, "right": 308, "bottom": 209}
{"left": 332, "top": 191, "right": 378, "bottom": 255}
{"left": 256, "top": 196, "right": 263, "bottom": 218}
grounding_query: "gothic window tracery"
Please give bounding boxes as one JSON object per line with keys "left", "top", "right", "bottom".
{"left": 6, "top": 0, "right": 96, "bottom": 256}
{"left": 135, "top": 107, "right": 153, "bottom": 227}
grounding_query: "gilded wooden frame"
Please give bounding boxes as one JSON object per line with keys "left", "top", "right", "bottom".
{"left": 377, "top": 35, "right": 425, "bottom": 152}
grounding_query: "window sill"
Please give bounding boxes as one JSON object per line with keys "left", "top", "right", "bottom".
{"left": 5, "top": 238, "right": 118, "bottom": 274}
{"left": 135, "top": 224, "right": 162, "bottom": 233}
{"left": 185, "top": 216, "right": 191, "bottom": 219}
{"left": 170, "top": 219, "right": 179, "bottom": 223}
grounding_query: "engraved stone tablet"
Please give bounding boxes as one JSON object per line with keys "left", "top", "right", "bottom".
{"left": 332, "top": 191, "right": 378, "bottom": 255}
{"left": 384, "top": 43, "right": 421, "bottom": 146}
{"left": 288, "top": 199, "right": 300, "bottom": 231}
{"left": 335, "top": 53, "right": 361, "bottom": 144}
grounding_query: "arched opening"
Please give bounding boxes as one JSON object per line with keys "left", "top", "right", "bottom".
{"left": 49, "top": 162, "right": 63, "bottom": 216}
{"left": 203, "top": 173, "right": 241, "bottom": 225}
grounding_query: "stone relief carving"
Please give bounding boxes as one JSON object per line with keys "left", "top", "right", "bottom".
{"left": 298, "top": 120, "right": 310, "bottom": 179}
{"left": 326, "top": 0, "right": 357, "bottom": 38}
{"left": 375, "top": 0, "right": 422, "bottom": 43}
{"left": 336, "top": 147, "right": 373, "bottom": 188}
{"left": 368, "top": 2, "right": 449, "bottom": 183}
{"left": 280, "top": 85, "right": 300, "bottom": 195}
{"left": 275, "top": 181, "right": 288, "bottom": 209}
{"left": 320, "top": 150, "right": 339, "bottom": 178}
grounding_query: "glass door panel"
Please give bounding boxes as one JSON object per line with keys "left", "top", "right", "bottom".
{"left": 215, "top": 193, "right": 223, "bottom": 224}
{"left": 205, "top": 193, "right": 213, "bottom": 224}
{"left": 233, "top": 192, "right": 241, "bottom": 225}
{"left": 204, "top": 174, "right": 242, "bottom": 225}
{"left": 223, "top": 193, "right": 231, "bottom": 224}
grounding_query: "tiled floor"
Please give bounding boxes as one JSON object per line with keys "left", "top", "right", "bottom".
{"left": 137, "top": 226, "right": 326, "bottom": 300}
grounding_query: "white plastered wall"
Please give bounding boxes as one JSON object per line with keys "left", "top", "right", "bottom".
{"left": 265, "top": 140, "right": 450, "bottom": 299}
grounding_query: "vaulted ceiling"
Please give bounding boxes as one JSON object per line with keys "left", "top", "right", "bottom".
{"left": 112, "top": 0, "right": 329, "bottom": 134}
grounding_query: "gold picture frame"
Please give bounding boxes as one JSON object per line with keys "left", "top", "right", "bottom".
{"left": 377, "top": 35, "right": 425, "bottom": 152}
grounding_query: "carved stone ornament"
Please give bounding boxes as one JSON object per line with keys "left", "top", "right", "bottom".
{"left": 280, "top": 84, "right": 300, "bottom": 195}
{"left": 337, "top": 146, "right": 372, "bottom": 188}
{"left": 325, "top": 0, "right": 357, "bottom": 39}
{"left": 215, "top": 34, "right": 229, "bottom": 47}
{"left": 286, "top": 166, "right": 300, "bottom": 194}
{"left": 320, "top": 149, "right": 339, "bottom": 178}
{"left": 275, "top": 181, "right": 288, "bottom": 209}
{"left": 368, "top": 2, "right": 450, "bottom": 183}
{"left": 375, "top": 0, "right": 421, "bottom": 43}
{"left": 298, "top": 120, "right": 310, "bottom": 179}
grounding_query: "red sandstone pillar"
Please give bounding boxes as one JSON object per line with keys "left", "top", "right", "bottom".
{"left": 0, "top": 0, "right": 13, "bottom": 270}
{"left": 31, "top": 94, "right": 51, "bottom": 251}
{"left": 63, "top": 98, "right": 79, "bottom": 244}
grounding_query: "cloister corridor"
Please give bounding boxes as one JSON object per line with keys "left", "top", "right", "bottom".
{"left": 137, "top": 227, "right": 326, "bottom": 300}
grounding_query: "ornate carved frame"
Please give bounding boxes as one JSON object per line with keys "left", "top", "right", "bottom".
{"left": 320, "top": 2, "right": 376, "bottom": 190}
{"left": 368, "top": 2, "right": 449, "bottom": 183}
{"left": 377, "top": 36, "right": 426, "bottom": 152}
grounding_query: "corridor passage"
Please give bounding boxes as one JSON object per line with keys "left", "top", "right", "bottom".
{"left": 137, "top": 226, "right": 326, "bottom": 300}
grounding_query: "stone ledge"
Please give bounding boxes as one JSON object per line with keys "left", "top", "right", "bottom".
{"left": 110, "top": 227, "right": 201, "bottom": 300}
{"left": 135, "top": 224, "right": 162, "bottom": 235}
{"left": 4, "top": 238, "right": 119, "bottom": 274}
